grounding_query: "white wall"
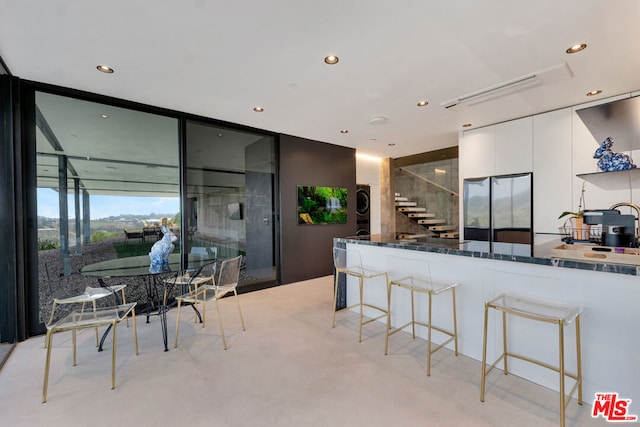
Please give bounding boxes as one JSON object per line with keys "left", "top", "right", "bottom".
{"left": 356, "top": 155, "right": 382, "bottom": 234}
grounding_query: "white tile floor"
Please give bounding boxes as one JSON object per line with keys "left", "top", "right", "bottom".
{"left": 0, "top": 276, "right": 606, "bottom": 426}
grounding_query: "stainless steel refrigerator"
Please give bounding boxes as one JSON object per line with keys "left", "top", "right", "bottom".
{"left": 463, "top": 173, "right": 532, "bottom": 256}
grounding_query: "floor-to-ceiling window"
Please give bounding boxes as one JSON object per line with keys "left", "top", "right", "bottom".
{"left": 185, "top": 120, "right": 278, "bottom": 291}
{"left": 35, "top": 91, "right": 180, "bottom": 328}
{"left": 30, "top": 89, "right": 279, "bottom": 335}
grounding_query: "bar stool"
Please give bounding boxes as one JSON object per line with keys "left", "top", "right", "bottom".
{"left": 480, "top": 291, "right": 583, "bottom": 427}
{"left": 385, "top": 256, "right": 458, "bottom": 376}
{"left": 332, "top": 247, "right": 389, "bottom": 342}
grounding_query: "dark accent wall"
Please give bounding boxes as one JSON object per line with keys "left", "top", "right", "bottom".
{"left": 279, "top": 134, "right": 356, "bottom": 284}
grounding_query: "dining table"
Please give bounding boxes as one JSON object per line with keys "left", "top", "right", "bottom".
{"left": 81, "top": 253, "right": 216, "bottom": 351}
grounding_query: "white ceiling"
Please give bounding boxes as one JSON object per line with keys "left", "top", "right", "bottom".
{"left": 1, "top": 0, "right": 640, "bottom": 159}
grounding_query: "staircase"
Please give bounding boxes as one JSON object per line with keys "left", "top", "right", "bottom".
{"left": 395, "top": 194, "right": 459, "bottom": 239}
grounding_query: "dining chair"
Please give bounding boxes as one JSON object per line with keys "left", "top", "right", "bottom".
{"left": 173, "top": 255, "right": 246, "bottom": 350}
{"left": 42, "top": 302, "right": 139, "bottom": 403}
{"left": 43, "top": 264, "right": 128, "bottom": 348}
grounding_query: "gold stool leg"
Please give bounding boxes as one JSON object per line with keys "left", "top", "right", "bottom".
{"left": 576, "top": 315, "right": 583, "bottom": 404}
{"left": 480, "top": 302, "right": 489, "bottom": 402}
{"left": 332, "top": 270, "right": 340, "bottom": 328}
{"left": 452, "top": 287, "right": 459, "bottom": 356}
{"left": 427, "top": 291, "right": 433, "bottom": 377}
{"left": 502, "top": 311, "right": 508, "bottom": 375}
{"left": 358, "top": 276, "right": 364, "bottom": 342}
{"left": 559, "top": 320, "right": 566, "bottom": 427}
{"left": 384, "top": 281, "right": 392, "bottom": 355}
{"left": 411, "top": 288, "right": 416, "bottom": 339}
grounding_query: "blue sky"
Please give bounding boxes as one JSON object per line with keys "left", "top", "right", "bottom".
{"left": 37, "top": 188, "right": 179, "bottom": 219}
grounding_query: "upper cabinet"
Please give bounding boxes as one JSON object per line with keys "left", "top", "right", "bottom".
{"left": 494, "top": 117, "right": 533, "bottom": 175}
{"left": 459, "top": 126, "right": 495, "bottom": 179}
{"left": 460, "top": 117, "right": 532, "bottom": 179}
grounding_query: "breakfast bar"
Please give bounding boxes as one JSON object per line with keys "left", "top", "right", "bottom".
{"left": 334, "top": 234, "right": 640, "bottom": 406}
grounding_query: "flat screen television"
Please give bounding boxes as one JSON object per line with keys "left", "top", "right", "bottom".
{"left": 297, "top": 185, "right": 347, "bottom": 224}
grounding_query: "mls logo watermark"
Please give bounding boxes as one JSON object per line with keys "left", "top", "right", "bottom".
{"left": 592, "top": 393, "right": 638, "bottom": 422}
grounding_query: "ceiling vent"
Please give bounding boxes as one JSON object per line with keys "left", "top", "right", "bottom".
{"left": 441, "top": 62, "right": 573, "bottom": 109}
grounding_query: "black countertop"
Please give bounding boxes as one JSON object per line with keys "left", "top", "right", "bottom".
{"left": 334, "top": 234, "right": 640, "bottom": 276}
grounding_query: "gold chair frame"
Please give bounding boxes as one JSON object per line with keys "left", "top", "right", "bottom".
{"left": 174, "top": 256, "right": 246, "bottom": 350}
{"left": 42, "top": 302, "right": 138, "bottom": 403}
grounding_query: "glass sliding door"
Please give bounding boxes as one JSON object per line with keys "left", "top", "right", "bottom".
{"left": 185, "top": 120, "right": 277, "bottom": 291}
{"left": 35, "top": 91, "right": 180, "bottom": 326}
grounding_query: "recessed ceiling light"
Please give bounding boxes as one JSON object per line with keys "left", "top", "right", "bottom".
{"left": 253, "top": 106, "right": 264, "bottom": 112}
{"left": 462, "top": 123, "right": 472, "bottom": 128}
{"left": 369, "top": 138, "right": 377, "bottom": 143}
{"left": 218, "top": 133, "right": 224, "bottom": 137}
{"left": 340, "top": 129, "right": 349, "bottom": 134}
{"left": 566, "top": 43, "right": 587, "bottom": 54}
{"left": 388, "top": 143, "right": 396, "bottom": 146}
{"left": 324, "top": 55, "right": 339, "bottom": 65}
{"left": 417, "top": 101, "right": 429, "bottom": 107}
{"left": 587, "top": 90, "right": 602, "bottom": 96}
{"left": 96, "top": 65, "right": 114, "bottom": 73}
{"left": 104, "top": 166, "right": 117, "bottom": 170}
{"left": 101, "top": 114, "right": 108, "bottom": 119}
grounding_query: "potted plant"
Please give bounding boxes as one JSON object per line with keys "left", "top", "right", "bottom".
{"left": 558, "top": 183, "right": 590, "bottom": 240}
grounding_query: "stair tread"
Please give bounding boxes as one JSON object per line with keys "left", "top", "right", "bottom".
{"left": 395, "top": 197, "right": 409, "bottom": 202}
{"left": 407, "top": 213, "right": 436, "bottom": 218}
{"left": 428, "top": 225, "right": 458, "bottom": 231}
{"left": 418, "top": 218, "right": 446, "bottom": 224}
{"left": 440, "top": 232, "right": 459, "bottom": 239}
{"left": 395, "top": 201, "right": 417, "bottom": 206}
{"left": 396, "top": 233, "right": 428, "bottom": 239}
{"left": 398, "top": 207, "right": 427, "bottom": 212}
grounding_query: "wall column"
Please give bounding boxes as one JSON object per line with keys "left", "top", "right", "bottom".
{"left": 380, "top": 157, "right": 395, "bottom": 235}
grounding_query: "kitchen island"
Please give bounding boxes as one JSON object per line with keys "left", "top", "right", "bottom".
{"left": 334, "top": 234, "right": 639, "bottom": 408}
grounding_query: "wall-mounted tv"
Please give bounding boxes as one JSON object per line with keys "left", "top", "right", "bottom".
{"left": 297, "top": 185, "right": 347, "bottom": 225}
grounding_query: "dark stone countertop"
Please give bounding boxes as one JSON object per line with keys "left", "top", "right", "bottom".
{"left": 334, "top": 234, "right": 640, "bottom": 276}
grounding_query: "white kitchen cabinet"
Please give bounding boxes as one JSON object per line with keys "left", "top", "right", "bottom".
{"left": 460, "top": 126, "right": 495, "bottom": 179}
{"left": 532, "top": 108, "right": 572, "bottom": 234}
{"left": 494, "top": 116, "right": 533, "bottom": 175}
